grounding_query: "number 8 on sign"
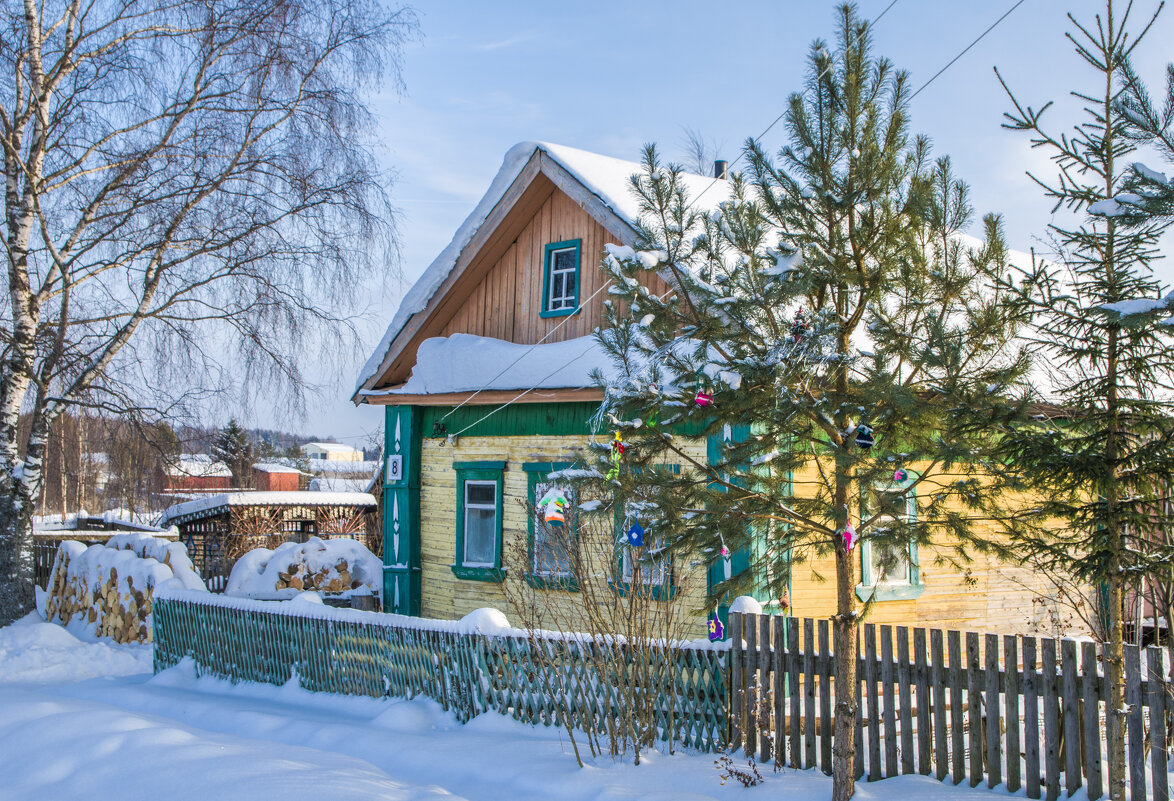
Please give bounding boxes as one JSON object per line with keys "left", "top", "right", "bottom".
{"left": 386, "top": 455, "right": 403, "bottom": 482}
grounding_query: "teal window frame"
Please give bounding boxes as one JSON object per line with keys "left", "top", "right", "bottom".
{"left": 856, "top": 471, "right": 924, "bottom": 602}
{"left": 539, "top": 239, "right": 582, "bottom": 318}
{"left": 611, "top": 464, "right": 679, "bottom": 601}
{"left": 523, "top": 462, "right": 579, "bottom": 591}
{"left": 452, "top": 461, "right": 506, "bottom": 582}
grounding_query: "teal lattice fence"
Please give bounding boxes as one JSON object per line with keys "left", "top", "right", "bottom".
{"left": 152, "top": 590, "right": 730, "bottom": 752}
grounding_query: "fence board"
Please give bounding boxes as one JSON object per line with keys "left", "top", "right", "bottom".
{"left": 914, "top": 627, "right": 932, "bottom": 776}
{"left": 949, "top": 629, "right": 966, "bottom": 786}
{"left": 1023, "top": 636, "right": 1040, "bottom": 800}
{"left": 865, "top": 623, "right": 881, "bottom": 781}
{"left": 986, "top": 633, "right": 1002, "bottom": 789}
{"left": 819, "top": 619, "right": 832, "bottom": 774}
{"left": 804, "top": 619, "right": 817, "bottom": 770}
{"left": 1042, "top": 637, "right": 1060, "bottom": 801}
{"left": 1004, "top": 635, "right": 1021, "bottom": 794}
{"left": 967, "top": 631, "right": 982, "bottom": 787}
{"left": 855, "top": 626, "right": 865, "bottom": 780}
{"left": 788, "top": 617, "right": 801, "bottom": 769}
{"left": 882, "top": 625, "right": 897, "bottom": 777}
{"left": 1081, "top": 641, "right": 1102, "bottom": 800}
{"left": 897, "top": 627, "right": 914, "bottom": 775}
{"left": 931, "top": 629, "right": 948, "bottom": 782}
{"left": 773, "top": 615, "right": 786, "bottom": 771}
{"left": 1125, "top": 645, "right": 1144, "bottom": 801}
{"left": 759, "top": 615, "right": 772, "bottom": 764}
{"left": 1148, "top": 646, "right": 1169, "bottom": 801}
{"left": 744, "top": 614, "right": 758, "bottom": 759}
{"left": 1061, "top": 639, "right": 1081, "bottom": 796}
{"left": 730, "top": 612, "right": 744, "bottom": 753}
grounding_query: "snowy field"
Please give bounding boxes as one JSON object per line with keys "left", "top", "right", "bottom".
{"left": 1, "top": 613, "right": 1038, "bottom": 801}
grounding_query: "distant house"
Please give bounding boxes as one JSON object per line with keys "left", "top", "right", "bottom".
{"left": 164, "top": 454, "right": 231, "bottom": 493}
{"left": 252, "top": 462, "right": 302, "bottom": 492}
{"left": 160, "top": 491, "right": 378, "bottom": 588}
{"left": 301, "top": 442, "right": 363, "bottom": 462}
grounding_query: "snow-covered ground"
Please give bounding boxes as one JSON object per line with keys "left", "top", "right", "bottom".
{"left": 0, "top": 612, "right": 1030, "bottom": 801}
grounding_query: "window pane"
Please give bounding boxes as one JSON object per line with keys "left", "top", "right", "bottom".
{"left": 467, "top": 482, "right": 496, "bottom": 505}
{"left": 551, "top": 272, "right": 564, "bottom": 300}
{"left": 870, "top": 539, "right": 909, "bottom": 584}
{"left": 464, "top": 507, "right": 497, "bottom": 565}
{"left": 553, "top": 249, "right": 576, "bottom": 272}
{"left": 563, "top": 269, "right": 576, "bottom": 297}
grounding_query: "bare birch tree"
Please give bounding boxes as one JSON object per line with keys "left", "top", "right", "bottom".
{"left": 0, "top": 0, "right": 417, "bottom": 623}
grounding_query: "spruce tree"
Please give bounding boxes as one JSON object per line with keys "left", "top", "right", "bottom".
{"left": 211, "top": 419, "right": 254, "bottom": 488}
{"left": 570, "top": 5, "right": 1027, "bottom": 797}
{"left": 994, "top": 3, "right": 1174, "bottom": 798}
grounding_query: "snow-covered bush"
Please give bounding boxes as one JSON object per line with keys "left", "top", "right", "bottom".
{"left": 225, "top": 537, "right": 382, "bottom": 600}
{"left": 44, "top": 535, "right": 206, "bottom": 643}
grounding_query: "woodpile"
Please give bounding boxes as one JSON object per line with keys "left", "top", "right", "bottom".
{"left": 43, "top": 536, "right": 203, "bottom": 645}
{"left": 275, "top": 558, "right": 361, "bottom": 594}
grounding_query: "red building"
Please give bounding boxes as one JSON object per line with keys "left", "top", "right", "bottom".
{"left": 253, "top": 463, "right": 302, "bottom": 491}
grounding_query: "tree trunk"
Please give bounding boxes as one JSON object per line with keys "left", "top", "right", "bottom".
{"left": 1107, "top": 570, "right": 1126, "bottom": 801}
{"left": 832, "top": 446, "right": 858, "bottom": 801}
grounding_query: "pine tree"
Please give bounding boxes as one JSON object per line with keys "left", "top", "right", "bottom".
{"left": 993, "top": 3, "right": 1174, "bottom": 798}
{"left": 569, "top": 6, "right": 1027, "bottom": 797}
{"left": 211, "top": 419, "right": 254, "bottom": 489}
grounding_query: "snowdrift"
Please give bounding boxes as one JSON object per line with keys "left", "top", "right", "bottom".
{"left": 225, "top": 537, "right": 383, "bottom": 600}
{"left": 44, "top": 534, "right": 207, "bottom": 643}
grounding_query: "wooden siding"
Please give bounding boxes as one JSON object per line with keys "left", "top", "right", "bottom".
{"left": 381, "top": 183, "right": 668, "bottom": 388}
{"left": 416, "top": 434, "right": 1082, "bottom": 639}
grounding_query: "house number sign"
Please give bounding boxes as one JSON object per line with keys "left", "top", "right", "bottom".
{"left": 386, "top": 454, "right": 403, "bottom": 483}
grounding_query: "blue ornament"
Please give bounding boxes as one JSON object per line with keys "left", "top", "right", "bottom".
{"left": 708, "top": 613, "right": 725, "bottom": 642}
{"left": 625, "top": 520, "right": 645, "bottom": 547}
{"left": 855, "top": 424, "right": 874, "bottom": 449}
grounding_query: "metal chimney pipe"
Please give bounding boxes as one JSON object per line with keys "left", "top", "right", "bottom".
{"left": 713, "top": 159, "right": 728, "bottom": 179}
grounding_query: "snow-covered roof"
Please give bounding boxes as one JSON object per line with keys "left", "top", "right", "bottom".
{"left": 308, "top": 477, "right": 369, "bottom": 493}
{"left": 302, "top": 442, "right": 360, "bottom": 454}
{"left": 166, "top": 454, "right": 231, "bottom": 478}
{"left": 160, "top": 491, "right": 377, "bottom": 524}
{"left": 305, "top": 459, "right": 380, "bottom": 477}
{"left": 362, "top": 333, "right": 613, "bottom": 395}
{"left": 354, "top": 141, "right": 731, "bottom": 398}
{"left": 252, "top": 462, "right": 302, "bottom": 474}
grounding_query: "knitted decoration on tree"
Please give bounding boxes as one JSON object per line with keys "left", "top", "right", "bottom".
{"left": 720, "top": 540, "right": 732, "bottom": 580}
{"left": 854, "top": 424, "right": 874, "bottom": 449}
{"left": 708, "top": 612, "right": 726, "bottom": 642}
{"left": 624, "top": 518, "right": 645, "bottom": 547}
{"left": 646, "top": 383, "right": 660, "bottom": 428}
{"left": 537, "top": 491, "right": 568, "bottom": 528}
{"left": 841, "top": 523, "right": 858, "bottom": 553}
{"left": 694, "top": 373, "right": 714, "bottom": 407}
{"left": 606, "top": 431, "right": 626, "bottom": 480}
{"left": 893, "top": 467, "right": 907, "bottom": 482}
{"left": 790, "top": 308, "right": 809, "bottom": 342}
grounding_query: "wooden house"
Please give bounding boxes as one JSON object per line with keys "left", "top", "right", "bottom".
{"left": 353, "top": 141, "right": 1073, "bottom": 638}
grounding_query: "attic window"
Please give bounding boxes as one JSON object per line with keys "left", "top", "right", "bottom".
{"left": 541, "top": 239, "right": 581, "bottom": 318}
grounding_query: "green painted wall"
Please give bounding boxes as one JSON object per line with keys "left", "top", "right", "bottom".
{"left": 384, "top": 406, "right": 422, "bottom": 614}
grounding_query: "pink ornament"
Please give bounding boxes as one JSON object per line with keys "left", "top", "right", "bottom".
{"left": 720, "top": 545, "right": 729, "bottom": 557}
{"left": 695, "top": 390, "right": 714, "bottom": 407}
{"left": 841, "top": 524, "right": 858, "bottom": 553}
{"left": 893, "top": 468, "right": 907, "bottom": 482}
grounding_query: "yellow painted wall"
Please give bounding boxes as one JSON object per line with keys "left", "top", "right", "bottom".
{"left": 418, "top": 435, "right": 1088, "bottom": 639}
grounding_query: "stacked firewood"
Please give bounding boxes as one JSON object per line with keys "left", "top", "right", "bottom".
{"left": 44, "top": 548, "right": 152, "bottom": 644}
{"left": 274, "top": 558, "right": 359, "bottom": 594}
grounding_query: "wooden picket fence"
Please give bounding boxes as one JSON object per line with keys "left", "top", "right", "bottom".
{"left": 729, "top": 612, "right": 1173, "bottom": 801}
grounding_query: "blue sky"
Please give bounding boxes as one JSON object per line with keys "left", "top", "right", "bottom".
{"left": 292, "top": 0, "right": 1174, "bottom": 444}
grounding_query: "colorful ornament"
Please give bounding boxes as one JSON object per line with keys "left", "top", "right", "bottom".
{"left": 841, "top": 523, "right": 858, "bottom": 553}
{"left": 695, "top": 373, "right": 714, "bottom": 407}
{"left": 855, "top": 424, "right": 874, "bottom": 449}
{"left": 606, "top": 431, "right": 625, "bottom": 480}
{"left": 537, "top": 492, "right": 568, "bottom": 528}
{"left": 708, "top": 613, "right": 726, "bottom": 642}
{"left": 625, "top": 519, "right": 645, "bottom": 547}
{"left": 893, "top": 467, "right": 907, "bottom": 482}
{"left": 790, "top": 308, "right": 809, "bottom": 343}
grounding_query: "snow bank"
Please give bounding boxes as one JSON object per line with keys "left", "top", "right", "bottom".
{"left": 0, "top": 612, "right": 150, "bottom": 683}
{"left": 225, "top": 537, "right": 383, "bottom": 600}
{"left": 44, "top": 535, "right": 207, "bottom": 643}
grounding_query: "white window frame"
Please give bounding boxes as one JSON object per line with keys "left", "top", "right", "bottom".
{"left": 463, "top": 479, "right": 499, "bottom": 568}
{"left": 546, "top": 246, "right": 578, "bottom": 311}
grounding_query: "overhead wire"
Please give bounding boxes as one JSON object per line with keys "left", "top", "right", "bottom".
{"left": 433, "top": 0, "right": 1027, "bottom": 441}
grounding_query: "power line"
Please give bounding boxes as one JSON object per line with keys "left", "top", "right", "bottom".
{"left": 909, "top": 0, "right": 1028, "bottom": 101}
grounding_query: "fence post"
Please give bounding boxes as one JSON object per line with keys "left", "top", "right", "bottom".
{"left": 1147, "top": 646, "right": 1169, "bottom": 801}
{"left": 744, "top": 613, "right": 758, "bottom": 758}
{"left": 1125, "top": 645, "right": 1144, "bottom": 801}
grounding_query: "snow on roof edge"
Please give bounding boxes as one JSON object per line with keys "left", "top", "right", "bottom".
{"left": 161, "top": 491, "right": 377, "bottom": 523}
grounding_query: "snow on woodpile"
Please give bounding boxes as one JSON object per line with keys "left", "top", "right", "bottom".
{"left": 44, "top": 535, "right": 207, "bottom": 644}
{"left": 225, "top": 537, "right": 383, "bottom": 600}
